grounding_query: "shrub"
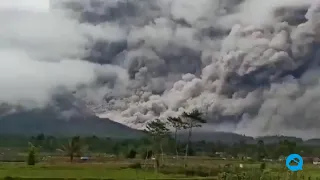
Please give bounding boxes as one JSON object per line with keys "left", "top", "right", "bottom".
{"left": 126, "top": 149, "right": 137, "bottom": 159}
{"left": 27, "top": 144, "right": 37, "bottom": 166}
{"left": 260, "top": 162, "right": 266, "bottom": 171}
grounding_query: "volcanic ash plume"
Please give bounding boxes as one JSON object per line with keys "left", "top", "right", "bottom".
{"left": 2, "top": 0, "right": 320, "bottom": 138}
{"left": 61, "top": 0, "right": 320, "bottom": 138}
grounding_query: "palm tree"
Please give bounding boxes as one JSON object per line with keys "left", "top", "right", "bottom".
{"left": 167, "top": 116, "right": 185, "bottom": 160}
{"left": 57, "top": 136, "right": 86, "bottom": 162}
{"left": 181, "top": 109, "right": 206, "bottom": 167}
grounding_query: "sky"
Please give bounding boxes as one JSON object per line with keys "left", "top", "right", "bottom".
{"left": 0, "top": 0, "right": 49, "bottom": 12}
{"left": 0, "top": 0, "right": 120, "bottom": 108}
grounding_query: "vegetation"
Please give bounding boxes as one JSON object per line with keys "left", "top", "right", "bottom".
{"left": 146, "top": 118, "right": 170, "bottom": 170}
{"left": 181, "top": 109, "right": 207, "bottom": 167}
{"left": 1, "top": 110, "right": 320, "bottom": 179}
{"left": 167, "top": 116, "right": 185, "bottom": 160}
{"left": 26, "top": 142, "right": 37, "bottom": 166}
{"left": 57, "top": 136, "right": 84, "bottom": 162}
{"left": 126, "top": 149, "right": 137, "bottom": 159}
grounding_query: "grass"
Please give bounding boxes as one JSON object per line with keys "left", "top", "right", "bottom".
{"left": 0, "top": 156, "right": 320, "bottom": 179}
{"left": 0, "top": 163, "right": 172, "bottom": 179}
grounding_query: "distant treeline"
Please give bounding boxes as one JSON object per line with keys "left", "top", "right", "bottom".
{"left": 1, "top": 133, "right": 320, "bottom": 160}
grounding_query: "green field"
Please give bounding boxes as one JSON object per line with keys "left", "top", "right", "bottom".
{"left": 1, "top": 157, "right": 320, "bottom": 180}
{"left": 0, "top": 164, "right": 165, "bottom": 179}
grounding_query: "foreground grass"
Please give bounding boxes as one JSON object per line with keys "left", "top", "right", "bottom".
{"left": 0, "top": 163, "right": 171, "bottom": 179}
{"left": 1, "top": 158, "right": 320, "bottom": 180}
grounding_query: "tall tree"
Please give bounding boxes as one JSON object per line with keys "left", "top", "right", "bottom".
{"left": 285, "top": 140, "right": 297, "bottom": 155}
{"left": 256, "top": 140, "right": 267, "bottom": 161}
{"left": 146, "top": 119, "right": 170, "bottom": 171}
{"left": 167, "top": 116, "right": 185, "bottom": 160}
{"left": 34, "top": 133, "right": 45, "bottom": 149}
{"left": 57, "top": 136, "right": 83, "bottom": 162}
{"left": 45, "top": 136, "right": 57, "bottom": 152}
{"left": 181, "top": 109, "right": 206, "bottom": 167}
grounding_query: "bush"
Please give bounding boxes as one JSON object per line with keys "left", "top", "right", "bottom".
{"left": 260, "top": 162, "right": 266, "bottom": 171}
{"left": 27, "top": 145, "right": 36, "bottom": 166}
{"left": 126, "top": 149, "right": 137, "bottom": 159}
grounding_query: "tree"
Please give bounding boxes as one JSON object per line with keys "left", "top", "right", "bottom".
{"left": 57, "top": 136, "right": 84, "bottom": 162}
{"left": 138, "top": 137, "right": 153, "bottom": 162}
{"left": 273, "top": 139, "right": 297, "bottom": 158}
{"left": 256, "top": 140, "right": 267, "bottom": 161}
{"left": 285, "top": 140, "right": 297, "bottom": 155}
{"left": 27, "top": 142, "right": 38, "bottom": 165}
{"left": 167, "top": 116, "right": 185, "bottom": 160}
{"left": 45, "top": 136, "right": 57, "bottom": 152}
{"left": 30, "top": 133, "right": 45, "bottom": 150}
{"left": 35, "top": 133, "right": 45, "bottom": 147}
{"left": 112, "top": 143, "right": 121, "bottom": 158}
{"left": 181, "top": 109, "right": 206, "bottom": 167}
{"left": 146, "top": 119, "right": 170, "bottom": 171}
{"left": 126, "top": 149, "right": 137, "bottom": 159}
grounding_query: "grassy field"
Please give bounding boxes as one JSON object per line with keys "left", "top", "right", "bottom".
{"left": 0, "top": 163, "right": 171, "bottom": 179}
{"left": 1, "top": 156, "right": 320, "bottom": 180}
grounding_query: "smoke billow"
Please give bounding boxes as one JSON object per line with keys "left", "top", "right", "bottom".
{"left": 2, "top": 0, "right": 320, "bottom": 139}
{"left": 0, "top": 1, "right": 128, "bottom": 109}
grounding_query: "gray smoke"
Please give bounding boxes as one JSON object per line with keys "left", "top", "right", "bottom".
{"left": 0, "top": 1, "right": 128, "bottom": 109}
{"left": 1, "top": 0, "right": 320, "bottom": 139}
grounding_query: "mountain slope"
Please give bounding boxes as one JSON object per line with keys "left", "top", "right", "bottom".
{"left": 1, "top": 109, "right": 320, "bottom": 146}
{"left": 0, "top": 109, "right": 144, "bottom": 138}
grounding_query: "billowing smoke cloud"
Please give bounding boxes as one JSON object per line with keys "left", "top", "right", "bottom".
{"left": 0, "top": 1, "right": 128, "bottom": 108}
{"left": 2, "top": 0, "right": 320, "bottom": 139}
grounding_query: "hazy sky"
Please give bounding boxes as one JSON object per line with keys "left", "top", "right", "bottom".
{"left": 0, "top": 0, "right": 49, "bottom": 12}
{"left": 0, "top": 0, "right": 122, "bottom": 108}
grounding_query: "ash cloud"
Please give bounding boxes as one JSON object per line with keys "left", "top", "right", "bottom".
{"left": 0, "top": 1, "right": 128, "bottom": 109}
{"left": 1, "top": 0, "right": 320, "bottom": 139}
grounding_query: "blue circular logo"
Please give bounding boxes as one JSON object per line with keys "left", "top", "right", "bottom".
{"left": 286, "top": 154, "right": 303, "bottom": 172}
